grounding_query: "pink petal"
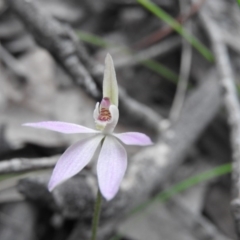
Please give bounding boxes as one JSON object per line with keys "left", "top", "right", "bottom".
{"left": 48, "top": 135, "right": 104, "bottom": 191}
{"left": 97, "top": 136, "right": 127, "bottom": 200}
{"left": 114, "top": 132, "right": 153, "bottom": 146}
{"left": 23, "top": 121, "right": 99, "bottom": 134}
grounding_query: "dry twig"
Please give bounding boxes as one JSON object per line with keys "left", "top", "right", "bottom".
{"left": 0, "top": 42, "right": 29, "bottom": 82}
{"left": 169, "top": 0, "right": 192, "bottom": 123}
{"left": 200, "top": 9, "right": 240, "bottom": 237}
{"left": 0, "top": 156, "right": 58, "bottom": 173}
{"left": 7, "top": 0, "right": 100, "bottom": 98}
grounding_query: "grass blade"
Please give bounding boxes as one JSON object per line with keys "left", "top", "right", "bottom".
{"left": 109, "top": 163, "right": 231, "bottom": 240}
{"left": 77, "top": 30, "right": 179, "bottom": 84}
{"left": 142, "top": 59, "right": 178, "bottom": 84}
{"left": 137, "top": 0, "right": 214, "bottom": 62}
{"left": 237, "top": 0, "right": 240, "bottom": 7}
{"left": 78, "top": 31, "right": 112, "bottom": 48}
{"left": 0, "top": 173, "right": 23, "bottom": 182}
{"left": 130, "top": 163, "right": 231, "bottom": 215}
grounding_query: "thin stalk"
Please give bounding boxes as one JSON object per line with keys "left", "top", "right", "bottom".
{"left": 91, "top": 188, "right": 102, "bottom": 240}
{"left": 237, "top": 0, "right": 240, "bottom": 7}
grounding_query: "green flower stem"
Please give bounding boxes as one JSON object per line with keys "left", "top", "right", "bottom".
{"left": 90, "top": 188, "right": 102, "bottom": 240}
{"left": 237, "top": 0, "right": 240, "bottom": 7}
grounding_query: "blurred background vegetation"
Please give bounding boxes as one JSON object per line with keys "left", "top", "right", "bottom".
{"left": 0, "top": 0, "right": 240, "bottom": 239}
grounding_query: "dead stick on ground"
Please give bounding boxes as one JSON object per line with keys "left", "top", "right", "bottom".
{"left": 9, "top": 0, "right": 100, "bottom": 99}
{"left": 0, "top": 156, "right": 58, "bottom": 173}
{"left": 0, "top": 42, "right": 29, "bottom": 82}
{"left": 200, "top": 10, "right": 240, "bottom": 237}
{"left": 169, "top": 0, "right": 192, "bottom": 123}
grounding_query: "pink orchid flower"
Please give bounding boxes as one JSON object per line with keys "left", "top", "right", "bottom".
{"left": 23, "top": 54, "right": 152, "bottom": 200}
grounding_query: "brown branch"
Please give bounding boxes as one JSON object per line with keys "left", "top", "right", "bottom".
{"left": 200, "top": 9, "right": 240, "bottom": 238}
{"left": 7, "top": 0, "right": 100, "bottom": 99}
{"left": 0, "top": 156, "right": 58, "bottom": 173}
{"left": 169, "top": 1, "right": 192, "bottom": 123}
{"left": 0, "top": 42, "right": 29, "bottom": 82}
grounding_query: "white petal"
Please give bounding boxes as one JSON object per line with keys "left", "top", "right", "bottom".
{"left": 103, "top": 54, "right": 119, "bottom": 107}
{"left": 93, "top": 102, "right": 100, "bottom": 121}
{"left": 97, "top": 136, "right": 127, "bottom": 200}
{"left": 103, "top": 105, "right": 119, "bottom": 133}
{"left": 114, "top": 132, "right": 153, "bottom": 146}
{"left": 23, "top": 121, "right": 99, "bottom": 134}
{"left": 48, "top": 134, "right": 104, "bottom": 191}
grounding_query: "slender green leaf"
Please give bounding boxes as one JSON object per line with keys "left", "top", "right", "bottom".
{"left": 137, "top": 0, "right": 214, "bottom": 62}
{"left": 237, "top": 84, "right": 240, "bottom": 95}
{"left": 0, "top": 173, "right": 23, "bottom": 182}
{"left": 237, "top": 0, "right": 240, "bottom": 7}
{"left": 77, "top": 31, "right": 128, "bottom": 52}
{"left": 109, "top": 234, "right": 122, "bottom": 240}
{"left": 131, "top": 163, "right": 231, "bottom": 215}
{"left": 142, "top": 59, "right": 178, "bottom": 84}
{"left": 78, "top": 31, "right": 112, "bottom": 48}
{"left": 109, "top": 164, "right": 231, "bottom": 240}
